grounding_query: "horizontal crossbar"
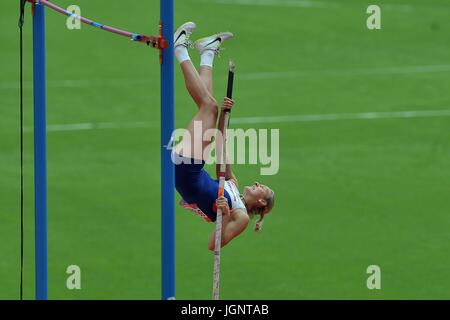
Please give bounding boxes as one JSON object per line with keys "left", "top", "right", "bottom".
{"left": 28, "top": 0, "right": 168, "bottom": 49}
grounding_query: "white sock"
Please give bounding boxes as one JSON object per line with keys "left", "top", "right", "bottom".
{"left": 175, "top": 45, "right": 190, "bottom": 64}
{"left": 200, "top": 50, "right": 215, "bottom": 68}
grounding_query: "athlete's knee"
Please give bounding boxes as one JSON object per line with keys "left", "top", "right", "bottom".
{"left": 200, "top": 96, "right": 218, "bottom": 115}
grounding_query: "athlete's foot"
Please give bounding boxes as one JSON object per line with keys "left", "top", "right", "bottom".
{"left": 194, "top": 32, "right": 234, "bottom": 55}
{"left": 174, "top": 22, "right": 196, "bottom": 48}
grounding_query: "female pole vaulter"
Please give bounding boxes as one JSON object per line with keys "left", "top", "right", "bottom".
{"left": 172, "top": 22, "right": 275, "bottom": 250}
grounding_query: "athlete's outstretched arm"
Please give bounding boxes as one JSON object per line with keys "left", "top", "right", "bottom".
{"left": 208, "top": 207, "right": 249, "bottom": 251}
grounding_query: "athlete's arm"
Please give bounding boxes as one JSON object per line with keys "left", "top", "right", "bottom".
{"left": 216, "top": 97, "right": 237, "bottom": 183}
{"left": 208, "top": 207, "right": 249, "bottom": 251}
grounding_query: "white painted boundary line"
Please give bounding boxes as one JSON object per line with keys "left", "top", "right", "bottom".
{"left": 212, "top": 0, "right": 439, "bottom": 11}
{"left": 214, "top": 0, "right": 329, "bottom": 8}
{"left": 22, "top": 109, "right": 450, "bottom": 133}
{"left": 43, "top": 121, "right": 155, "bottom": 132}
{"left": 0, "top": 78, "right": 153, "bottom": 90}
{"left": 239, "top": 65, "right": 450, "bottom": 80}
{"left": 4, "top": 64, "right": 450, "bottom": 90}
{"left": 232, "top": 109, "right": 450, "bottom": 124}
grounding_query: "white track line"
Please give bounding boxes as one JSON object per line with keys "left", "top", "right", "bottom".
{"left": 22, "top": 109, "right": 450, "bottom": 133}
{"left": 213, "top": 0, "right": 415, "bottom": 11}
{"left": 41, "top": 121, "right": 155, "bottom": 132}
{"left": 0, "top": 78, "right": 153, "bottom": 90}
{"left": 232, "top": 109, "right": 450, "bottom": 124}
{"left": 214, "top": 0, "right": 329, "bottom": 8}
{"left": 213, "top": 0, "right": 420, "bottom": 11}
{"left": 239, "top": 65, "right": 450, "bottom": 80}
{"left": 4, "top": 64, "right": 450, "bottom": 90}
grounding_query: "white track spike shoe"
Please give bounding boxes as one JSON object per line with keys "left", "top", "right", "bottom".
{"left": 174, "top": 22, "right": 196, "bottom": 48}
{"left": 194, "top": 32, "right": 234, "bottom": 55}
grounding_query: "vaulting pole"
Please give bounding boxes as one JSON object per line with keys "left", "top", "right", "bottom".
{"left": 160, "top": 0, "right": 175, "bottom": 300}
{"left": 213, "top": 60, "right": 235, "bottom": 300}
{"left": 32, "top": 0, "right": 48, "bottom": 300}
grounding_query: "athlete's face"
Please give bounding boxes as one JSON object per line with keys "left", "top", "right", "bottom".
{"left": 244, "top": 182, "right": 272, "bottom": 211}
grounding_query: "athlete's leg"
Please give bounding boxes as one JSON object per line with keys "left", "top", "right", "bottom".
{"left": 175, "top": 60, "right": 218, "bottom": 160}
{"left": 195, "top": 32, "right": 234, "bottom": 96}
{"left": 180, "top": 60, "right": 217, "bottom": 110}
{"left": 177, "top": 107, "right": 218, "bottom": 161}
{"left": 173, "top": 26, "right": 233, "bottom": 160}
{"left": 199, "top": 65, "right": 214, "bottom": 95}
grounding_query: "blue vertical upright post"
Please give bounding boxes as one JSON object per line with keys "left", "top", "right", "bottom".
{"left": 160, "top": 0, "right": 175, "bottom": 300}
{"left": 32, "top": 1, "right": 48, "bottom": 300}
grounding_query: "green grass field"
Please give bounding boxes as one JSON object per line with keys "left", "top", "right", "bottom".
{"left": 1, "top": 0, "right": 450, "bottom": 299}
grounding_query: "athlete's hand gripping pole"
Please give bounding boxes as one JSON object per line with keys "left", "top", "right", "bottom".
{"left": 213, "top": 60, "right": 235, "bottom": 300}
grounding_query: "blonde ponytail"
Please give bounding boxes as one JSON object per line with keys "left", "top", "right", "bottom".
{"left": 254, "top": 212, "right": 265, "bottom": 232}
